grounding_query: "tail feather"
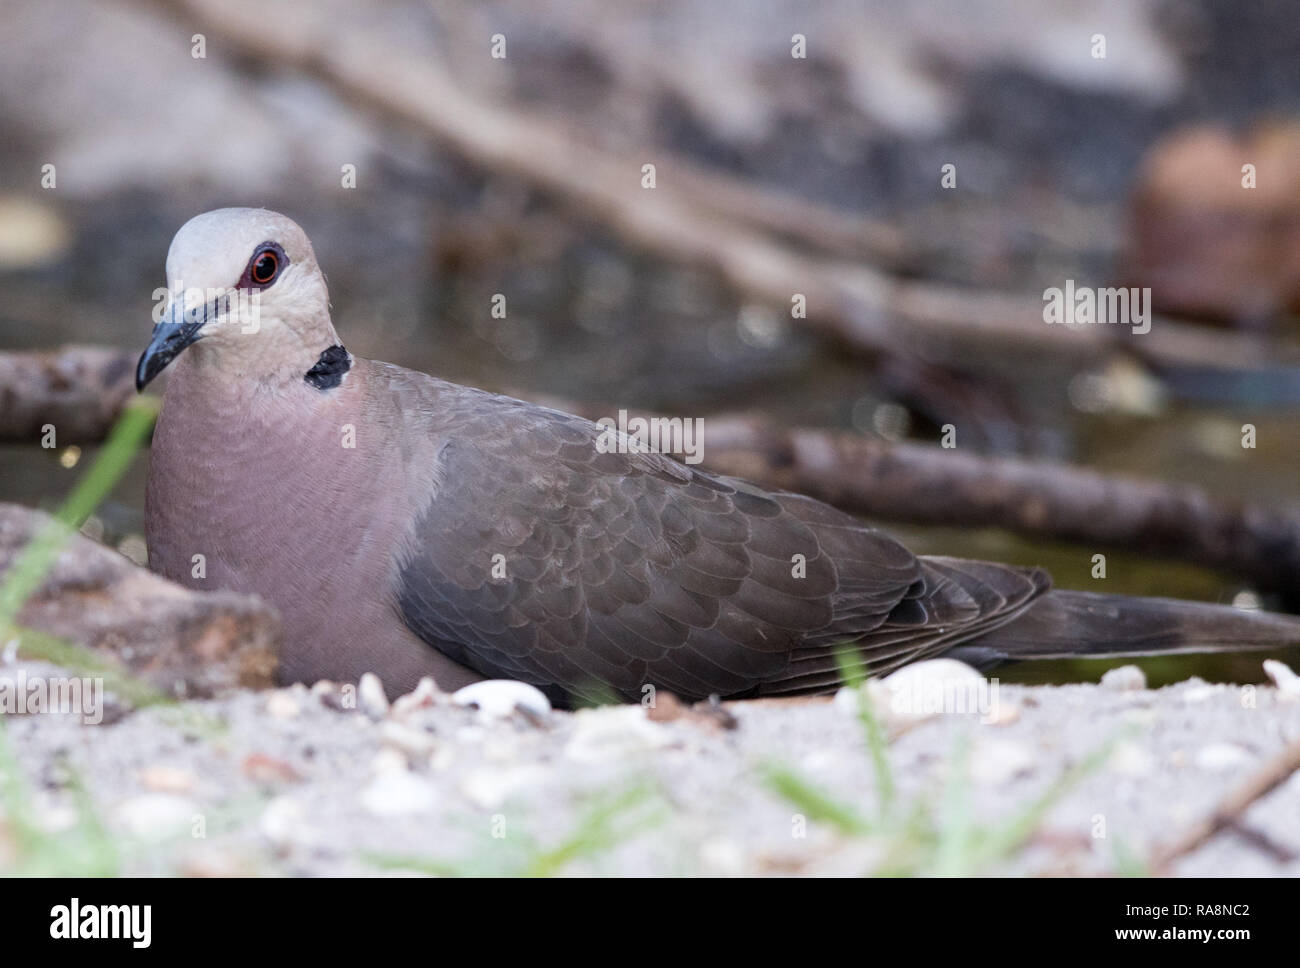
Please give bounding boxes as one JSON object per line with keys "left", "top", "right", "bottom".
{"left": 950, "top": 589, "right": 1300, "bottom": 667}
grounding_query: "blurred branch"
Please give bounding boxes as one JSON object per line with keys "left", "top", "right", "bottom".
{"left": 150, "top": 0, "right": 1300, "bottom": 376}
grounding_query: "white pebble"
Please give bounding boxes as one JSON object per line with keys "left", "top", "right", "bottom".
{"left": 358, "top": 673, "right": 390, "bottom": 720}
{"left": 370, "top": 748, "right": 409, "bottom": 775}
{"left": 360, "top": 770, "right": 438, "bottom": 817}
{"left": 452, "top": 680, "right": 551, "bottom": 720}
{"left": 564, "top": 706, "right": 674, "bottom": 763}
{"left": 458, "top": 765, "right": 545, "bottom": 810}
{"left": 699, "top": 839, "right": 749, "bottom": 875}
{"left": 138, "top": 765, "right": 197, "bottom": 794}
{"left": 832, "top": 686, "right": 861, "bottom": 716}
{"left": 865, "top": 658, "right": 987, "bottom": 724}
{"left": 970, "top": 739, "right": 1035, "bottom": 785}
{"left": 1100, "top": 664, "right": 1147, "bottom": 691}
{"left": 379, "top": 721, "right": 437, "bottom": 759}
{"left": 113, "top": 793, "right": 198, "bottom": 840}
{"left": 1195, "top": 743, "right": 1252, "bottom": 772}
{"left": 391, "top": 677, "right": 444, "bottom": 717}
{"left": 259, "top": 795, "right": 313, "bottom": 847}
{"left": 266, "top": 691, "right": 302, "bottom": 719}
{"left": 1109, "top": 741, "right": 1153, "bottom": 777}
{"left": 1181, "top": 679, "right": 1219, "bottom": 704}
{"left": 1264, "top": 659, "right": 1300, "bottom": 700}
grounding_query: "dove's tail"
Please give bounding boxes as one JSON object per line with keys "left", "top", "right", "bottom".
{"left": 948, "top": 589, "right": 1300, "bottom": 668}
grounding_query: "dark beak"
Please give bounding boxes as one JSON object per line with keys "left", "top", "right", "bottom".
{"left": 135, "top": 296, "right": 213, "bottom": 391}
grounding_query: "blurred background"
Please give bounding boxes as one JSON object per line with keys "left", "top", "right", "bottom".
{"left": 3, "top": 0, "right": 1300, "bottom": 684}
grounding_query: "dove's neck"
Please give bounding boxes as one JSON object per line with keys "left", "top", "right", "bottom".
{"left": 144, "top": 353, "right": 458, "bottom": 689}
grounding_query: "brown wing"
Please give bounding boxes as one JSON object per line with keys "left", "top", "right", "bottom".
{"left": 395, "top": 386, "right": 1046, "bottom": 705}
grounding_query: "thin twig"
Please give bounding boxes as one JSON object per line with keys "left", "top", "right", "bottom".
{"left": 1149, "top": 736, "right": 1300, "bottom": 873}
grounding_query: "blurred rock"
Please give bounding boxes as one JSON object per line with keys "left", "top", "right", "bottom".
{"left": 0, "top": 197, "right": 70, "bottom": 269}
{"left": 1125, "top": 122, "right": 1300, "bottom": 326}
{"left": 0, "top": 347, "right": 136, "bottom": 445}
{"left": 0, "top": 501, "right": 279, "bottom": 698}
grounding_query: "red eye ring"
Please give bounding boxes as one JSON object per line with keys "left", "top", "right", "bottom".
{"left": 240, "top": 241, "right": 288, "bottom": 290}
{"left": 251, "top": 250, "right": 279, "bottom": 285}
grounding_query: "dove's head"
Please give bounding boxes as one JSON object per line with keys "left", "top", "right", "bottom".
{"left": 136, "top": 208, "right": 342, "bottom": 390}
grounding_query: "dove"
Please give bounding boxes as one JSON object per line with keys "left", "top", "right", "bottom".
{"left": 137, "top": 208, "right": 1300, "bottom": 704}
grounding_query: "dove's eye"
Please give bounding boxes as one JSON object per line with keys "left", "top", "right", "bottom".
{"left": 242, "top": 242, "right": 287, "bottom": 289}
{"left": 251, "top": 251, "right": 278, "bottom": 284}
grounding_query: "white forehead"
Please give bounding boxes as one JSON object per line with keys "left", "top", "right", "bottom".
{"left": 165, "top": 208, "right": 313, "bottom": 288}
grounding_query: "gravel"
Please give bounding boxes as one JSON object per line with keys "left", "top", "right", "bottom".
{"left": 3, "top": 658, "right": 1299, "bottom": 876}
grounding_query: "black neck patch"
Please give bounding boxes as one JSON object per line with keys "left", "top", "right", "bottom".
{"left": 305, "top": 345, "right": 351, "bottom": 390}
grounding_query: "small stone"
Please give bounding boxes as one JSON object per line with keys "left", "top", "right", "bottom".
{"left": 1264, "top": 659, "right": 1300, "bottom": 700}
{"left": 359, "top": 672, "right": 390, "bottom": 720}
{"left": 1195, "top": 742, "right": 1252, "bottom": 771}
{"left": 458, "top": 765, "right": 545, "bottom": 809}
{"left": 242, "top": 753, "right": 303, "bottom": 785}
{"left": 379, "top": 721, "right": 437, "bottom": 759}
{"left": 646, "top": 692, "right": 737, "bottom": 729}
{"left": 700, "top": 838, "right": 748, "bottom": 875}
{"left": 800, "top": 749, "right": 847, "bottom": 774}
{"left": 452, "top": 680, "right": 552, "bottom": 721}
{"left": 482, "top": 737, "right": 523, "bottom": 763}
{"left": 1180, "top": 678, "right": 1219, "bottom": 703}
{"left": 316, "top": 681, "right": 353, "bottom": 712}
{"left": 694, "top": 695, "right": 739, "bottom": 730}
{"left": 1100, "top": 665, "right": 1147, "bottom": 691}
{"left": 360, "top": 770, "right": 438, "bottom": 817}
{"left": 970, "top": 739, "right": 1035, "bottom": 785}
{"left": 864, "top": 658, "right": 987, "bottom": 724}
{"left": 391, "top": 676, "right": 445, "bottom": 717}
{"left": 1109, "top": 740, "right": 1153, "bottom": 777}
{"left": 646, "top": 692, "right": 687, "bottom": 723}
{"left": 138, "top": 765, "right": 197, "bottom": 794}
{"left": 565, "top": 706, "right": 675, "bottom": 763}
{"left": 370, "top": 748, "right": 409, "bottom": 775}
{"left": 31, "top": 797, "right": 78, "bottom": 834}
{"left": 266, "top": 691, "right": 302, "bottom": 719}
{"left": 983, "top": 701, "right": 1021, "bottom": 726}
{"left": 259, "top": 795, "right": 315, "bottom": 848}
{"left": 179, "top": 846, "right": 246, "bottom": 878}
{"left": 113, "top": 793, "right": 199, "bottom": 840}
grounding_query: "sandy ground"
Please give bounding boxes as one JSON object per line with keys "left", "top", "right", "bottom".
{"left": 3, "top": 658, "right": 1299, "bottom": 877}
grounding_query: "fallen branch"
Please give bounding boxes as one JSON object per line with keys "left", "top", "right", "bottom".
{"left": 152, "top": 0, "right": 1300, "bottom": 375}
{"left": 1149, "top": 735, "right": 1300, "bottom": 873}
